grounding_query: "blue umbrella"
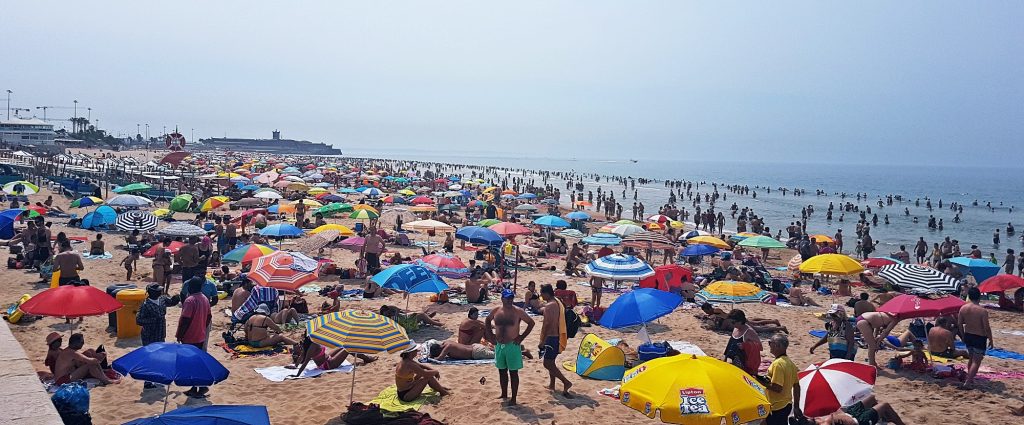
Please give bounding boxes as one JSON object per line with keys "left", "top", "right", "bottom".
{"left": 112, "top": 342, "right": 230, "bottom": 412}
{"left": 599, "top": 288, "right": 682, "bottom": 328}
{"left": 372, "top": 264, "right": 449, "bottom": 294}
{"left": 82, "top": 205, "right": 117, "bottom": 230}
{"left": 340, "top": 188, "right": 358, "bottom": 194}
{"left": 319, "top": 194, "right": 345, "bottom": 203}
{"left": 582, "top": 233, "right": 622, "bottom": 246}
{"left": 266, "top": 204, "right": 280, "bottom": 214}
{"left": 258, "top": 223, "right": 304, "bottom": 238}
{"left": 585, "top": 254, "right": 655, "bottom": 281}
{"left": 124, "top": 405, "right": 270, "bottom": 425}
{"left": 679, "top": 244, "right": 721, "bottom": 257}
{"left": 517, "top": 193, "right": 537, "bottom": 200}
{"left": 533, "top": 215, "right": 570, "bottom": 228}
{"left": 565, "top": 211, "right": 591, "bottom": 220}
{"left": 239, "top": 184, "right": 260, "bottom": 191}
{"left": 950, "top": 257, "right": 1001, "bottom": 283}
{"left": 0, "top": 208, "right": 23, "bottom": 239}
{"left": 455, "top": 226, "right": 504, "bottom": 246}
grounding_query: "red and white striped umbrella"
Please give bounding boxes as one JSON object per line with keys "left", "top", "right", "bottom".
{"left": 249, "top": 251, "right": 319, "bottom": 291}
{"left": 646, "top": 214, "right": 672, "bottom": 224}
{"left": 798, "top": 359, "right": 876, "bottom": 417}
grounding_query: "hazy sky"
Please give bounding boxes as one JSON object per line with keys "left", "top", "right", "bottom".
{"left": 3, "top": 1, "right": 1021, "bottom": 165}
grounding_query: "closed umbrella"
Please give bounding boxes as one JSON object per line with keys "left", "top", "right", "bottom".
{"left": 112, "top": 342, "right": 230, "bottom": 412}
{"left": 599, "top": 288, "right": 682, "bottom": 328}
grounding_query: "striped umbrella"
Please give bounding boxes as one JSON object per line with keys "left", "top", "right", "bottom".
{"left": 621, "top": 231, "right": 675, "bottom": 250}
{"left": 680, "top": 229, "right": 711, "bottom": 240}
{"left": 359, "top": 187, "right": 384, "bottom": 197}
{"left": 877, "top": 264, "right": 961, "bottom": 293}
{"left": 157, "top": 222, "right": 207, "bottom": 237}
{"left": 115, "top": 211, "right": 159, "bottom": 232}
{"left": 417, "top": 253, "right": 470, "bottom": 279}
{"left": 798, "top": 359, "right": 876, "bottom": 417}
{"left": 696, "top": 281, "right": 773, "bottom": 304}
{"left": 306, "top": 310, "right": 412, "bottom": 403}
{"left": 582, "top": 233, "right": 622, "bottom": 246}
{"left": 405, "top": 219, "right": 455, "bottom": 233}
{"left": 608, "top": 223, "right": 645, "bottom": 237}
{"left": 222, "top": 244, "right": 277, "bottom": 264}
{"left": 349, "top": 209, "right": 380, "bottom": 220}
{"left": 584, "top": 254, "right": 655, "bottom": 281}
{"left": 200, "top": 196, "right": 230, "bottom": 212}
{"left": 647, "top": 214, "right": 672, "bottom": 224}
{"left": 249, "top": 251, "right": 319, "bottom": 291}
{"left": 2, "top": 180, "right": 39, "bottom": 195}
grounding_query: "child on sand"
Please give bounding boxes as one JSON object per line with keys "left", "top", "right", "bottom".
{"left": 120, "top": 249, "right": 139, "bottom": 280}
{"left": 893, "top": 340, "right": 928, "bottom": 372}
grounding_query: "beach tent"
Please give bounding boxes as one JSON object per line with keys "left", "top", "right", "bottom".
{"left": 81, "top": 206, "right": 117, "bottom": 230}
{"left": 639, "top": 264, "right": 690, "bottom": 292}
{"left": 561, "top": 333, "right": 626, "bottom": 381}
{"left": 0, "top": 209, "right": 23, "bottom": 239}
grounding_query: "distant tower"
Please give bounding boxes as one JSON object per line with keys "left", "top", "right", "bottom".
{"left": 272, "top": 130, "right": 280, "bottom": 140}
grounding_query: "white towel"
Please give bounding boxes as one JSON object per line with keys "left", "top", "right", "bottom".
{"left": 253, "top": 361, "right": 353, "bottom": 382}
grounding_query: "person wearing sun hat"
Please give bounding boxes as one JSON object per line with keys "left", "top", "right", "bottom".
{"left": 809, "top": 304, "right": 856, "bottom": 360}
{"left": 44, "top": 332, "right": 63, "bottom": 376}
{"left": 483, "top": 287, "right": 535, "bottom": 406}
{"left": 395, "top": 344, "right": 450, "bottom": 402}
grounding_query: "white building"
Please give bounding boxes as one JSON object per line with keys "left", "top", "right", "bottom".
{"left": 0, "top": 117, "right": 57, "bottom": 149}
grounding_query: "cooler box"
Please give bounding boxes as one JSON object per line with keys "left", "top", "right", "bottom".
{"left": 637, "top": 342, "right": 668, "bottom": 363}
{"left": 105, "top": 283, "right": 137, "bottom": 329}
{"left": 115, "top": 289, "right": 147, "bottom": 339}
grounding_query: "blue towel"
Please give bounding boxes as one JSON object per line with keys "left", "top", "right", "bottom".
{"left": 809, "top": 330, "right": 826, "bottom": 338}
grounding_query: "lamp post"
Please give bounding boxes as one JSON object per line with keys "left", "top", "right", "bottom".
{"left": 5, "top": 90, "right": 11, "bottom": 120}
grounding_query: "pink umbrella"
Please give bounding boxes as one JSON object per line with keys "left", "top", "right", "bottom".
{"left": 417, "top": 253, "right": 470, "bottom": 279}
{"left": 798, "top": 359, "right": 876, "bottom": 417}
{"left": 877, "top": 294, "right": 965, "bottom": 320}
{"left": 410, "top": 196, "right": 434, "bottom": 205}
{"left": 338, "top": 237, "right": 366, "bottom": 252}
{"left": 489, "top": 222, "right": 531, "bottom": 237}
{"left": 978, "top": 274, "right": 1024, "bottom": 293}
{"left": 254, "top": 171, "right": 279, "bottom": 184}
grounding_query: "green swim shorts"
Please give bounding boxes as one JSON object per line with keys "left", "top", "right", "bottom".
{"left": 494, "top": 342, "right": 523, "bottom": 371}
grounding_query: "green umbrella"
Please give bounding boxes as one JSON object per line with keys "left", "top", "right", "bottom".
{"left": 477, "top": 219, "right": 501, "bottom": 227}
{"left": 316, "top": 202, "right": 354, "bottom": 217}
{"left": 349, "top": 209, "right": 380, "bottom": 220}
{"left": 114, "top": 182, "right": 152, "bottom": 194}
{"left": 737, "top": 235, "right": 786, "bottom": 249}
{"left": 169, "top": 194, "right": 194, "bottom": 212}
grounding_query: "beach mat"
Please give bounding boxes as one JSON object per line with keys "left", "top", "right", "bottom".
{"left": 253, "top": 362, "right": 352, "bottom": 382}
{"left": 810, "top": 331, "right": 1024, "bottom": 361}
{"left": 220, "top": 342, "right": 291, "bottom": 359}
{"left": 81, "top": 252, "right": 113, "bottom": 260}
{"left": 370, "top": 385, "right": 440, "bottom": 414}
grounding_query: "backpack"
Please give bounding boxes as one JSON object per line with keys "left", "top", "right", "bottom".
{"left": 52, "top": 382, "right": 90, "bottom": 414}
{"left": 341, "top": 402, "right": 384, "bottom": 425}
{"left": 565, "top": 308, "right": 581, "bottom": 338}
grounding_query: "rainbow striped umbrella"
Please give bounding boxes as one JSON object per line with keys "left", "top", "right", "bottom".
{"left": 70, "top": 196, "right": 104, "bottom": 208}
{"left": 222, "top": 243, "right": 277, "bottom": 264}
{"left": 349, "top": 209, "right": 380, "bottom": 220}
{"left": 249, "top": 251, "right": 319, "bottom": 291}
{"left": 200, "top": 196, "right": 230, "bottom": 212}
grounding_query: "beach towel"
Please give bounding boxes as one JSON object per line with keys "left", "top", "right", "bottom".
{"left": 298, "top": 284, "right": 322, "bottom": 294}
{"left": 81, "top": 252, "right": 112, "bottom": 260}
{"left": 220, "top": 342, "right": 290, "bottom": 359}
{"left": 920, "top": 338, "right": 1024, "bottom": 361}
{"left": 253, "top": 361, "right": 353, "bottom": 382}
{"left": 370, "top": 385, "right": 440, "bottom": 414}
{"left": 999, "top": 330, "right": 1024, "bottom": 337}
{"left": 555, "top": 298, "right": 568, "bottom": 352}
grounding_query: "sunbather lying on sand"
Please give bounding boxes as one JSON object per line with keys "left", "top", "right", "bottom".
{"left": 699, "top": 303, "right": 788, "bottom": 333}
{"left": 290, "top": 334, "right": 376, "bottom": 377}
{"left": 380, "top": 305, "right": 444, "bottom": 327}
{"left": 244, "top": 305, "right": 298, "bottom": 348}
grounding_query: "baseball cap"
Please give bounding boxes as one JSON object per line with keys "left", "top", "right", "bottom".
{"left": 501, "top": 288, "right": 515, "bottom": 299}
{"left": 46, "top": 332, "right": 61, "bottom": 345}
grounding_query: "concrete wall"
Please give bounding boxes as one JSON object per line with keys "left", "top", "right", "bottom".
{"left": 0, "top": 321, "right": 64, "bottom": 425}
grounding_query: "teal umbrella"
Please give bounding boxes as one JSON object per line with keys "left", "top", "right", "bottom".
{"left": 114, "top": 182, "right": 152, "bottom": 194}
{"left": 737, "top": 235, "right": 786, "bottom": 249}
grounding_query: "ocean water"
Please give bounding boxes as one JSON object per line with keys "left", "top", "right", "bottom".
{"left": 343, "top": 148, "right": 1024, "bottom": 254}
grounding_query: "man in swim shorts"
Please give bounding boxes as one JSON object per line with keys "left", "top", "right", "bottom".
{"left": 539, "top": 283, "right": 573, "bottom": 397}
{"left": 957, "top": 287, "right": 993, "bottom": 389}
{"left": 484, "top": 288, "right": 534, "bottom": 406}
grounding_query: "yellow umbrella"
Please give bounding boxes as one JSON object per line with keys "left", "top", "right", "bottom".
{"left": 620, "top": 354, "right": 769, "bottom": 425}
{"left": 668, "top": 220, "right": 685, "bottom": 229}
{"left": 701, "top": 281, "right": 765, "bottom": 297}
{"left": 688, "top": 236, "right": 730, "bottom": 249}
{"left": 809, "top": 234, "right": 835, "bottom": 244}
{"left": 398, "top": 189, "right": 416, "bottom": 196}
{"left": 287, "top": 182, "right": 310, "bottom": 192}
{"left": 799, "top": 253, "right": 865, "bottom": 275}
{"left": 200, "top": 195, "right": 230, "bottom": 212}
{"left": 292, "top": 199, "right": 323, "bottom": 208}
{"left": 352, "top": 204, "right": 379, "bottom": 214}
{"left": 152, "top": 208, "right": 172, "bottom": 218}
{"left": 307, "top": 187, "right": 328, "bottom": 195}
{"left": 309, "top": 224, "right": 355, "bottom": 236}
{"left": 409, "top": 205, "right": 437, "bottom": 213}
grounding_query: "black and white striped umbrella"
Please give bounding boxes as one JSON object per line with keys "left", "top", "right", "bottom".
{"left": 878, "top": 264, "right": 961, "bottom": 293}
{"left": 115, "top": 211, "right": 158, "bottom": 232}
{"left": 156, "top": 222, "right": 207, "bottom": 238}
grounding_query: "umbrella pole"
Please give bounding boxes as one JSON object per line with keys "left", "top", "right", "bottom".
{"left": 162, "top": 385, "right": 170, "bottom": 413}
{"left": 349, "top": 364, "right": 357, "bottom": 405}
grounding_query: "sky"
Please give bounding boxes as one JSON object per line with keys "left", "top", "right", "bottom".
{"left": 2, "top": 1, "right": 1022, "bottom": 166}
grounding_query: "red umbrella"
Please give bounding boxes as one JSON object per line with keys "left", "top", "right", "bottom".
{"left": 877, "top": 294, "right": 965, "bottom": 320}
{"left": 978, "top": 274, "right": 1024, "bottom": 293}
{"left": 143, "top": 241, "right": 185, "bottom": 258}
{"left": 862, "top": 257, "right": 899, "bottom": 268}
{"left": 639, "top": 264, "right": 691, "bottom": 291}
{"left": 19, "top": 285, "right": 123, "bottom": 319}
{"left": 249, "top": 251, "right": 319, "bottom": 291}
{"left": 410, "top": 196, "right": 434, "bottom": 205}
{"left": 798, "top": 359, "right": 876, "bottom": 417}
{"left": 239, "top": 208, "right": 268, "bottom": 219}
{"left": 489, "top": 222, "right": 531, "bottom": 237}
{"left": 418, "top": 253, "right": 469, "bottom": 279}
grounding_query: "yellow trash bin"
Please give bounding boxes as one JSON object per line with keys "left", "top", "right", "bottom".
{"left": 116, "top": 289, "right": 147, "bottom": 339}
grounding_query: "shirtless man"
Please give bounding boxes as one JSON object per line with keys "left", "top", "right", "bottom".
{"left": 856, "top": 311, "right": 899, "bottom": 367}
{"left": 231, "top": 279, "right": 253, "bottom": 313}
{"left": 870, "top": 289, "right": 898, "bottom": 306}
{"left": 853, "top": 293, "right": 876, "bottom": 317}
{"left": 699, "top": 303, "right": 787, "bottom": 333}
{"left": 927, "top": 316, "right": 968, "bottom": 359}
{"left": 484, "top": 289, "right": 534, "bottom": 406}
{"left": 539, "top": 284, "right": 573, "bottom": 398}
{"left": 787, "top": 281, "right": 820, "bottom": 307}
{"left": 813, "top": 395, "right": 905, "bottom": 425}
{"left": 53, "top": 333, "right": 116, "bottom": 385}
{"left": 457, "top": 307, "right": 486, "bottom": 345}
{"left": 429, "top": 340, "right": 495, "bottom": 361}
{"left": 466, "top": 268, "right": 491, "bottom": 304}
{"left": 957, "top": 287, "right": 993, "bottom": 388}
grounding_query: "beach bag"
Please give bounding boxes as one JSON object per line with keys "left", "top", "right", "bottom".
{"left": 342, "top": 402, "right": 383, "bottom": 425}
{"left": 52, "top": 382, "right": 90, "bottom": 415}
{"left": 565, "top": 308, "right": 581, "bottom": 338}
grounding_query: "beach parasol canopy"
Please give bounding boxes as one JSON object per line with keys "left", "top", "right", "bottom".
{"left": 809, "top": 234, "right": 836, "bottom": 244}
{"left": 116, "top": 211, "right": 159, "bottom": 232}
{"left": 486, "top": 222, "right": 530, "bottom": 237}
{"left": 123, "top": 405, "right": 270, "bottom": 425}
{"left": 309, "top": 223, "right": 355, "bottom": 236}
{"left": 234, "top": 198, "right": 264, "bottom": 207}
{"left": 695, "top": 281, "right": 773, "bottom": 304}
{"left": 585, "top": 254, "right": 655, "bottom": 281}
{"left": 977, "top": 274, "right": 1024, "bottom": 293}
{"left": 316, "top": 202, "right": 354, "bottom": 217}
{"left": 157, "top": 222, "right": 207, "bottom": 238}
{"left": 70, "top": 196, "right": 104, "bottom": 208}
{"left": 455, "top": 226, "right": 504, "bottom": 246}
{"left": 258, "top": 223, "right": 304, "bottom": 238}
{"left": 608, "top": 223, "right": 645, "bottom": 237}
{"left": 222, "top": 244, "right": 277, "bottom": 264}
{"left": 200, "top": 196, "right": 230, "bottom": 212}
{"left": 680, "top": 229, "right": 711, "bottom": 240}
{"left": 877, "top": 293, "right": 965, "bottom": 320}
{"left": 113, "top": 182, "right": 152, "bottom": 194}
{"left": 798, "top": 359, "right": 876, "bottom": 418}
{"left": 372, "top": 264, "right": 449, "bottom": 294}
{"left": 798, "top": 254, "right": 865, "bottom": 275}
{"left": 599, "top": 288, "right": 682, "bottom": 328}
{"left": 533, "top": 215, "right": 570, "bottom": 228}
{"left": 679, "top": 244, "right": 720, "bottom": 257}
{"left": 877, "top": 264, "right": 961, "bottom": 293}
{"left": 417, "top": 253, "right": 470, "bottom": 279}
{"left": 621, "top": 231, "right": 675, "bottom": 250}
{"left": 565, "top": 211, "right": 591, "bottom": 221}
{"left": 949, "top": 256, "right": 1001, "bottom": 283}
{"left": 862, "top": 257, "right": 903, "bottom": 268}
{"left": 19, "top": 285, "right": 123, "bottom": 318}
{"left": 107, "top": 194, "right": 154, "bottom": 207}
{"left": 348, "top": 209, "right": 380, "bottom": 220}
{"left": 687, "top": 235, "right": 730, "bottom": 249}
{"left": 405, "top": 219, "right": 455, "bottom": 233}
{"left": 619, "top": 355, "right": 770, "bottom": 425}
{"left": 582, "top": 233, "right": 621, "bottom": 246}
{"left": 112, "top": 342, "right": 231, "bottom": 413}
{"left": 169, "top": 194, "right": 194, "bottom": 212}
{"left": 476, "top": 218, "right": 501, "bottom": 227}
{"left": 513, "top": 203, "right": 538, "bottom": 212}
{"left": 2, "top": 180, "right": 39, "bottom": 195}
{"left": 737, "top": 235, "right": 786, "bottom": 249}
{"left": 0, "top": 209, "right": 21, "bottom": 239}
{"left": 558, "top": 229, "right": 585, "bottom": 239}
{"left": 248, "top": 251, "right": 319, "bottom": 291}
{"left": 143, "top": 241, "right": 185, "bottom": 258}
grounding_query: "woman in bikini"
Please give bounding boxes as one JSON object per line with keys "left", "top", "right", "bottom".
{"left": 856, "top": 311, "right": 899, "bottom": 367}
{"left": 395, "top": 347, "right": 451, "bottom": 402}
{"left": 290, "top": 334, "right": 376, "bottom": 377}
{"left": 524, "top": 281, "right": 543, "bottom": 312}
{"left": 244, "top": 305, "right": 297, "bottom": 348}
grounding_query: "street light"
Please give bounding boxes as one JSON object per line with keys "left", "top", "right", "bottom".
{"left": 5, "top": 90, "right": 12, "bottom": 120}
{"left": 73, "top": 100, "right": 78, "bottom": 118}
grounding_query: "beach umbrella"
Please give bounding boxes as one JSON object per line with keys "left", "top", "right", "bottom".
{"left": 877, "top": 264, "right": 961, "bottom": 293}
{"left": 877, "top": 293, "right": 965, "bottom": 320}
{"left": 695, "top": 281, "right": 773, "bottom": 304}
{"left": 862, "top": 257, "right": 903, "bottom": 268}
{"left": 143, "top": 241, "right": 186, "bottom": 258}
{"left": 359, "top": 187, "right": 384, "bottom": 197}
{"left": 605, "top": 223, "right": 644, "bottom": 237}
{"left": 810, "top": 234, "right": 836, "bottom": 244}
{"left": 599, "top": 288, "right": 682, "bottom": 329}
{"left": 680, "top": 230, "right": 711, "bottom": 240}
{"left": 799, "top": 254, "right": 865, "bottom": 275}
{"left": 408, "top": 205, "right": 437, "bottom": 213}
{"left": 513, "top": 203, "right": 538, "bottom": 212}
{"left": 410, "top": 196, "right": 434, "bottom": 205}
{"left": 70, "top": 196, "right": 104, "bottom": 208}
{"left": 585, "top": 254, "right": 655, "bottom": 281}
{"left": 798, "top": 359, "right": 876, "bottom": 418}
{"left": 157, "top": 222, "right": 207, "bottom": 238}
{"left": 558, "top": 229, "right": 585, "bottom": 239}
{"left": 306, "top": 310, "right": 412, "bottom": 403}
{"left": 254, "top": 191, "right": 283, "bottom": 200}
{"left": 397, "top": 189, "right": 416, "bottom": 196}
{"left": 309, "top": 223, "right": 355, "bottom": 236}
{"left": 516, "top": 193, "right": 537, "bottom": 200}
{"left": 621, "top": 231, "right": 675, "bottom": 250}
{"left": 199, "top": 196, "right": 230, "bottom": 212}
{"left": 240, "top": 184, "right": 260, "bottom": 192}
{"left": 467, "top": 199, "right": 488, "bottom": 208}
{"left": 112, "top": 342, "right": 230, "bottom": 412}
{"left": 417, "top": 253, "right": 470, "bottom": 279}
{"left": 533, "top": 215, "right": 570, "bottom": 228}
{"left": 169, "top": 194, "right": 194, "bottom": 212}
{"left": 316, "top": 202, "right": 354, "bottom": 217}
{"left": 646, "top": 214, "right": 672, "bottom": 224}
{"left": 0, "top": 209, "right": 23, "bottom": 239}
{"left": 124, "top": 405, "right": 270, "bottom": 425}
{"left": 317, "top": 193, "right": 345, "bottom": 203}
{"left": 476, "top": 219, "right": 501, "bottom": 227}
{"left": 680, "top": 244, "right": 720, "bottom": 257}
{"left": 455, "top": 226, "right": 504, "bottom": 246}
{"left": 405, "top": 219, "right": 455, "bottom": 233}
{"left": 297, "top": 230, "right": 340, "bottom": 255}
{"left": 113, "top": 182, "right": 152, "bottom": 194}
{"left": 978, "top": 274, "right": 1024, "bottom": 293}
{"left": 337, "top": 237, "right": 368, "bottom": 252}
{"left": 614, "top": 220, "right": 638, "bottom": 225}
{"left": 2, "top": 180, "right": 39, "bottom": 195}
{"left": 727, "top": 232, "right": 760, "bottom": 241}
{"left": 737, "top": 235, "right": 786, "bottom": 249}
{"left": 258, "top": 223, "right": 304, "bottom": 238}
{"left": 565, "top": 211, "right": 591, "bottom": 221}
{"left": 489, "top": 222, "right": 531, "bottom": 237}
{"left": 307, "top": 188, "right": 328, "bottom": 196}
{"left": 619, "top": 355, "right": 770, "bottom": 425}
{"left": 116, "top": 211, "right": 159, "bottom": 232}
{"left": 373, "top": 264, "right": 449, "bottom": 294}
{"left": 19, "top": 285, "right": 123, "bottom": 318}
{"left": 249, "top": 251, "right": 319, "bottom": 291}
{"left": 233, "top": 198, "right": 264, "bottom": 207}
{"left": 349, "top": 209, "right": 380, "bottom": 220}
{"left": 950, "top": 256, "right": 1001, "bottom": 283}
{"left": 787, "top": 254, "right": 803, "bottom": 271}
{"left": 352, "top": 204, "right": 379, "bottom": 213}
{"left": 573, "top": 200, "right": 592, "bottom": 207}
{"left": 687, "top": 235, "right": 730, "bottom": 249}
{"left": 107, "top": 194, "right": 153, "bottom": 207}
{"left": 222, "top": 244, "right": 277, "bottom": 264}
{"left": 582, "top": 233, "right": 622, "bottom": 246}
